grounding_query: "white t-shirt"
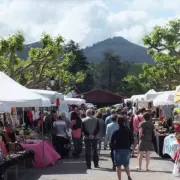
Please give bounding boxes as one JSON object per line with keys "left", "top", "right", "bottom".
{"left": 53, "top": 120, "right": 66, "bottom": 137}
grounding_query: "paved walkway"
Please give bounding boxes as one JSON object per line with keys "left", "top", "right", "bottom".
{"left": 17, "top": 150, "right": 178, "bottom": 180}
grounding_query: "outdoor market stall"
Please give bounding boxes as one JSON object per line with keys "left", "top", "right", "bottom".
{"left": 0, "top": 72, "right": 60, "bottom": 180}
{"left": 131, "top": 94, "right": 149, "bottom": 109}
{"left": 152, "top": 92, "right": 176, "bottom": 157}
{"left": 150, "top": 88, "right": 180, "bottom": 177}
{"left": 163, "top": 134, "right": 180, "bottom": 159}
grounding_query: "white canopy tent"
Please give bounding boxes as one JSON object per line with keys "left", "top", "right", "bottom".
{"left": 124, "top": 98, "right": 132, "bottom": 103}
{"left": 0, "top": 102, "right": 11, "bottom": 112}
{"left": 145, "top": 89, "right": 175, "bottom": 101}
{"left": 153, "top": 93, "right": 175, "bottom": 106}
{"left": 64, "top": 96, "right": 86, "bottom": 105}
{"left": 144, "top": 89, "right": 157, "bottom": 101}
{"left": 176, "top": 85, "right": 180, "bottom": 92}
{"left": 131, "top": 94, "right": 149, "bottom": 109}
{"left": 131, "top": 94, "right": 145, "bottom": 102}
{"left": 30, "top": 89, "right": 64, "bottom": 104}
{"left": 0, "top": 72, "right": 51, "bottom": 107}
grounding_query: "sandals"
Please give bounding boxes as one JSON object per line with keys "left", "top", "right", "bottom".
{"left": 136, "top": 167, "right": 141, "bottom": 171}
{"left": 136, "top": 167, "right": 151, "bottom": 172}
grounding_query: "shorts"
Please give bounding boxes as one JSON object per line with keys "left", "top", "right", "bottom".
{"left": 114, "top": 149, "right": 130, "bottom": 167}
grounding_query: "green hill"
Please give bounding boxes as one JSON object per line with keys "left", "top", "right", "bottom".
{"left": 20, "top": 36, "right": 154, "bottom": 65}
{"left": 83, "top": 37, "right": 154, "bottom": 64}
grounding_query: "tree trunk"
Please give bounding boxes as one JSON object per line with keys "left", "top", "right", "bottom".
{"left": 9, "top": 51, "right": 15, "bottom": 79}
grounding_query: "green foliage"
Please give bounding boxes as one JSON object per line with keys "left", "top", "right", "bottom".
{"left": 128, "top": 63, "right": 142, "bottom": 76}
{"left": 0, "top": 31, "right": 26, "bottom": 78}
{"left": 65, "top": 40, "right": 94, "bottom": 92}
{"left": 0, "top": 32, "right": 85, "bottom": 93}
{"left": 140, "top": 18, "right": 180, "bottom": 91}
{"left": 121, "top": 75, "right": 147, "bottom": 97}
{"left": 96, "top": 50, "right": 129, "bottom": 92}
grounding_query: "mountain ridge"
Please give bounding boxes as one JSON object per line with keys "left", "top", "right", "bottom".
{"left": 19, "top": 36, "right": 154, "bottom": 64}
{"left": 83, "top": 37, "right": 154, "bottom": 64}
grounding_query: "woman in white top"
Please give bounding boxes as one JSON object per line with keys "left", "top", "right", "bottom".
{"left": 53, "top": 115, "right": 69, "bottom": 158}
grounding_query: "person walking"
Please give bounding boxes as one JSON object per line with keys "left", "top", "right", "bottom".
{"left": 137, "top": 112, "right": 156, "bottom": 171}
{"left": 53, "top": 115, "right": 69, "bottom": 158}
{"left": 82, "top": 109, "right": 100, "bottom": 169}
{"left": 104, "top": 109, "right": 116, "bottom": 149}
{"left": 131, "top": 110, "right": 143, "bottom": 157}
{"left": 106, "top": 114, "right": 119, "bottom": 170}
{"left": 70, "top": 111, "right": 82, "bottom": 158}
{"left": 96, "top": 112, "right": 106, "bottom": 154}
{"left": 111, "top": 116, "right": 133, "bottom": 180}
{"left": 105, "top": 109, "right": 116, "bottom": 127}
{"left": 103, "top": 108, "right": 111, "bottom": 121}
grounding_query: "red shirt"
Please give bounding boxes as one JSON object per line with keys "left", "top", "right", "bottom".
{"left": 70, "top": 120, "right": 81, "bottom": 138}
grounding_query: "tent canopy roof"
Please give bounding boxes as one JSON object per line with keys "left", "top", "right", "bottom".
{"left": 30, "top": 89, "right": 64, "bottom": 104}
{"left": 0, "top": 72, "right": 51, "bottom": 107}
{"left": 64, "top": 96, "right": 86, "bottom": 105}
{"left": 131, "top": 94, "right": 145, "bottom": 102}
{"left": 145, "top": 90, "right": 175, "bottom": 101}
{"left": 153, "top": 93, "right": 174, "bottom": 106}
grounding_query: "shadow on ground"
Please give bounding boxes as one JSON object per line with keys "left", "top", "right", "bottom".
{"left": 17, "top": 157, "right": 87, "bottom": 180}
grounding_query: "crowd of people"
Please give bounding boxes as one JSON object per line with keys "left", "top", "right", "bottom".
{"left": 42, "top": 106, "right": 157, "bottom": 180}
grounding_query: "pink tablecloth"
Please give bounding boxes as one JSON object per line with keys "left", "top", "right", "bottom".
{"left": 21, "top": 140, "right": 60, "bottom": 168}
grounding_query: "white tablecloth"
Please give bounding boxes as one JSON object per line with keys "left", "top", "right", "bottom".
{"left": 163, "top": 134, "right": 180, "bottom": 159}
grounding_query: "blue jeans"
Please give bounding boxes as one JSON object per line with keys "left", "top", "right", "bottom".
{"left": 114, "top": 149, "right": 130, "bottom": 167}
{"left": 73, "top": 138, "right": 82, "bottom": 156}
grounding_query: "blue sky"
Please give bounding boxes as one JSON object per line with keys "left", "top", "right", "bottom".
{"left": 0, "top": 0, "right": 179, "bottom": 47}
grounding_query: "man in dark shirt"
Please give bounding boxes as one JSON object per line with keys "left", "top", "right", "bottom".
{"left": 44, "top": 110, "right": 57, "bottom": 146}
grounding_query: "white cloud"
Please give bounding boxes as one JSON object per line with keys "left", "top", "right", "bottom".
{"left": 0, "top": 0, "right": 179, "bottom": 47}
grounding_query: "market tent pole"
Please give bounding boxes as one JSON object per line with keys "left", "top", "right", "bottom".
{"left": 50, "top": 107, "right": 52, "bottom": 144}
{"left": 41, "top": 108, "right": 46, "bottom": 168}
{"left": 22, "top": 107, "right": 24, "bottom": 125}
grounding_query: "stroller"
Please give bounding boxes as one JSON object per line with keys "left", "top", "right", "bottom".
{"left": 64, "top": 129, "right": 75, "bottom": 157}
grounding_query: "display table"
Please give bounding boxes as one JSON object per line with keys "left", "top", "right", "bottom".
{"left": 0, "top": 150, "right": 34, "bottom": 180}
{"left": 21, "top": 140, "right": 60, "bottom": 168}
{"left": 163, "top": 134, "right": 180, "bottom": 159}
{"left": 153, "top": 134, "right": 166, "bottom": 157}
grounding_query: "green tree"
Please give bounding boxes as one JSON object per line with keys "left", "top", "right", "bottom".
{"left": 65, "top": 40, "right": 94, "bottom": 92}
{"left": 0, "top": 32, "right": 85, "bottom": 93}
{"left": 0, "top": 31, "right": 26, "bottom": 78}
{"left": 121, "top": 75, "right": 147, "bottom": 97}
{"left": 65, "top": 40, "right": 89, "bottom": 73}
{"left": 97, "top": 50, "right": 129, "bottom": 92}
{"left": 141, "top": 19, "right": 180, "bottom": 90}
